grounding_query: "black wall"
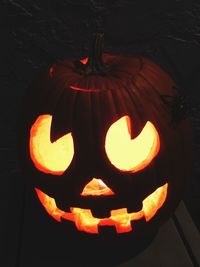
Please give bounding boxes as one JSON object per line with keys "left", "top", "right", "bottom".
{"left": 1, "top": 0, "right": 200, "bottom": 266}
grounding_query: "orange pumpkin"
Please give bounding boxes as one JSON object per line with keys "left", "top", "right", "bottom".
{"left": 20, "top": 33, "right": 191, "bottom": 262}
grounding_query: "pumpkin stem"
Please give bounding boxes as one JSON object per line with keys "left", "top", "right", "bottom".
{"left": 74, "top": 33, "right": 110, "bottom": 75}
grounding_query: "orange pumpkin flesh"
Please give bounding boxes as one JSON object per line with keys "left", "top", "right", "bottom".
{"left": 105, "top": 116, "right": 160, "bottom": 172}
{"left": 69, "top": 85, "right": 101, "bottom": 92}
{"left": 81, "top": 178, "right": 115, "bottom": 196}
{"left": 35, "top": 180, "right": 168, "bottom": 234}
{"left": 80, "top": 58, "right": 88, "bottom": 65}
{"left": 29, "top": 115, "right": 74, "bottom": 175}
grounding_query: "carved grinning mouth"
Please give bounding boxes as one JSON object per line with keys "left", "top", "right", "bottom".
{"left": 35, "top": 182, "right": 168, "bottom": 234}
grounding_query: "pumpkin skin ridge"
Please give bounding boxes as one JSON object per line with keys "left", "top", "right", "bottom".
{"left": 51, "top": 54, "right": 144, "bottom": 92}
{"left": 50, "top": 55, "right": 176, "bottom": 97}
{"left": 137, "top": 57, "right": 175, "bottom": 96}
{"left": 129, "top": 81, "right": 168, "bottom": 129}
{"left": 136, "top": 71, "right": 174, "bottom": 102}
{"left": 108, "top": 55, "right": 143, "bottom": 80}
{"left": 50, "top": 89, "right": 77, "bottom": 143}
{"left": 67, "top": 75, "right": 130, "bottom": 93}
{"left": 128, "top": 74, "right": 172, "bottom": 134}
{"left": 121, "top": 80, "right": 147, "bottom": 134}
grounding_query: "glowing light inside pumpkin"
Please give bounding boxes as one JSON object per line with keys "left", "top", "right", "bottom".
{"left": 69, "top": 85, "right": 101, "bottom": 92}
{"left": 30, "top": 115, "right": 74, "bottom": 175}
{"left": 105, "top": 116, "right": 160, "bottom": 172}
{"left": 35, "top": 183, "right": 168, "bottom": 234}
{"left": 81, "top": 178, "right": 115, "bottom": 196}
{"left": 80, "top": 58, "right": 88, "bottom": 64}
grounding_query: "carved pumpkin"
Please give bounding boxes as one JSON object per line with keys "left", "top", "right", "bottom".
{"left": 20, "top": 34, "right": 191, "bottom": 262}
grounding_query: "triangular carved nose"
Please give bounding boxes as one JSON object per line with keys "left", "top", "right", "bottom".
{"left": 81, "top": 178, "right": 115, "bottom": 196}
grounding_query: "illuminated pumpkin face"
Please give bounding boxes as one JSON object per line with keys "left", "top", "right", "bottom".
{"left": 20, "top": 35, "right": 191, "bottom": 243}
{"left": 30, "top": 114, "right": 167, "bottom": 233}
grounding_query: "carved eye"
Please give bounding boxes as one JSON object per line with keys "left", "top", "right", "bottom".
{"left": 105, "top": 116, "right": 160, "bottom": 172}
{"left": 29, "top": 115, "right": 74, "bottom": 175}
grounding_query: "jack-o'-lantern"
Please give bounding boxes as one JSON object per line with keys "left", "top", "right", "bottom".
{"left": 19, "top": 34, "right": 191, "bottom": 264}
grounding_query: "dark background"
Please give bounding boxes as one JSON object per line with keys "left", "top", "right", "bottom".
{"left": 1, "top": 0, "right": 200, "bottom": 266}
